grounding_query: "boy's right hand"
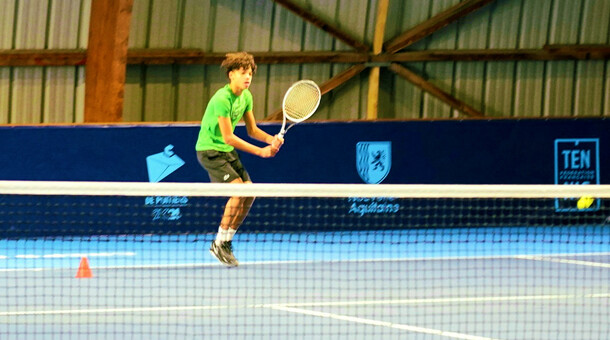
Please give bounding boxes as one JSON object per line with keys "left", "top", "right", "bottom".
{"left": 259, "top": 145, "right": 278, "bottom": 158}
{"left": 271, "top": 135, "right": 284, "bottom": 151}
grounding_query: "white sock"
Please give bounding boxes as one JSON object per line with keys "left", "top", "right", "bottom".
{"left": 227, "top": 228, "right": 237, "bottom": 242}
{"left": 215, "top": 227, "right": 228, "bottom": 245}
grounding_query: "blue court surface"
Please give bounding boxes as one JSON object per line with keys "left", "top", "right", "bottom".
{"left": 1, "top": 227, "right": 609, "bottom": 340}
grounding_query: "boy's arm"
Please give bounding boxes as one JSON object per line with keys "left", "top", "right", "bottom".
{"left": 218, "top": 116, "right": 278, "bottom": 158}
{"left": 243, "top": 111, "right": 284, "bottom": 149}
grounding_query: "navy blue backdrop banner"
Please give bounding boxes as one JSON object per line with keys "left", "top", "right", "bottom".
{"left": 1, "top": 119, "right": 608, "bottom": 236}
{"left": 0, "top": 118, "right": 607, "bottom": 185}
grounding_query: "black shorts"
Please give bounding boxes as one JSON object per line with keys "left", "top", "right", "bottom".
{"left": 197, "top": 149, "right": 251, "bottom": 183}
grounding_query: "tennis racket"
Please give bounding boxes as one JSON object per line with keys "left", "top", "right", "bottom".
{"left": 278, "top": 80, "right": 321, "bottom": 138}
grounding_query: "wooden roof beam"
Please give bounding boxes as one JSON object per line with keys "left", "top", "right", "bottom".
{"left": 543, "top": 44, "right": 610, "bottom": 59}
{"left": 376, "top": 46, "right": 610, "bottom": 62}
{"left": 126, "top": 50, "right": 369, "bottom": 65}
{"left": 264, "top": 63, "right": 367, "bottom": 121}
{"left": 2, "top": 45, "right": 609, "bottom": 67}
{"left": 0, "top": 49, "right": 87, "bottom": 66}
{"left": 384, "top": 0, "right": 496, "bottom": 54}
{"left": 272, "top": 0, "right": 370, "bottom": 52}
{"left": 388, "top": 63, "right": 483, "bottom": 118}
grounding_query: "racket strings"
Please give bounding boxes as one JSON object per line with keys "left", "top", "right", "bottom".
{"left": 284, "top": 83, "right": 320, "bottom": 121}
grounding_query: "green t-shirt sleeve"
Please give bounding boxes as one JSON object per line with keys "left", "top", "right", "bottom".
{"left": 210, "top": 94, "right": 231, "bottom": 118}
{"left": 245, "top": 91, "right": 253, "bottom": 113}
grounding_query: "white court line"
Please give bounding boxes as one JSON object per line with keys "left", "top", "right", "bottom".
{"left": 1, "top": 252, "right": 609, "bottom": 272}
{"left": 1, "top": 293, "right": 607, "bottom": 340}
{"left": 0, "top": 260, "right": 304, "bottom": 272}
{"left": 0, "top": 305, "right": 236, "bottom": 316}
{"left": 1, "top": 252, "right": 136, "bottom": 260}
{"left": 43, "top": 252, "right": 136, "bottom": 258}
{"left": 267, "top": 305, "right": 499, "bottom": 340}
{"left": 515, "top": 255, "right": 610, "bottom": 268}
{"left": 269, "top": 293, "right": 610, "bottom": 308}
{"left": 1, "top": 293, "right": 607, "bottom": 317}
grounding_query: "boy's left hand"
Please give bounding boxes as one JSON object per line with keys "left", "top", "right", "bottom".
{"left": 271, "top": 135, "right": 284, "bottom": 152}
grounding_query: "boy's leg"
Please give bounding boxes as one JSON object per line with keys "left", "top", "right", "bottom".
{"left": 219, "top": 196, "right": 255, "bottom": 236}
{"left": 212, "top": 179, "right": 254, "bottom": 266}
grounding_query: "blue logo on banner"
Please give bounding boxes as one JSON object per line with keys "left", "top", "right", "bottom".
{"left": 554, "top": 138, "right": 600, "bottom": 212}
{"left": 356, "top": 141, "right": 391, "bottom": 184}
{"left": 146, "top": 145, "right": 185, "bottom": 183}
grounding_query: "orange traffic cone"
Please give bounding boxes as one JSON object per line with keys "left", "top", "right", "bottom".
{"left": 75, "top": 257, "right": 93, "bottom": 278}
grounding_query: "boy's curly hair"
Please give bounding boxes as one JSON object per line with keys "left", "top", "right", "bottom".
{"left": 221, "top": 52, "right": 257, "bottom": 76}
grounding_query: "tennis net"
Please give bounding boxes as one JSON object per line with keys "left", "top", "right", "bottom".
{"left": 0, "top": 181, "right": 609, "bottom": 340}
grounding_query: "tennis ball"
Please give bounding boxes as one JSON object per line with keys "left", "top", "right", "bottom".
{"left": 577, "top": 196, "right": 594, "bottom": 210}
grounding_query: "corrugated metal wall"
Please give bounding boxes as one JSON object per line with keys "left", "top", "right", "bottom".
{"left": 123, "top": 0, "right": 376, "bottom": 122}
{"left": 0, "top": 0, "right": 608, "bottom": 123}
{"left": 385, "top": 0, "right": 610, "bottom": 119}
{"left": 0, "top": 0, "right": 89, "bottom": 124}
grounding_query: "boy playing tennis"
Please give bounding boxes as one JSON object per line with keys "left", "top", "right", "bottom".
{"left": 196, "top": 52, "right": 283, "bottom": 267}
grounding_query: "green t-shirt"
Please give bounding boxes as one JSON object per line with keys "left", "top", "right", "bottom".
{"left": 195, "top": 84, "right": 253, "bottom": 152}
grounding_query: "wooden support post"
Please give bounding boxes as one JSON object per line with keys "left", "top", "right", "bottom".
{"left": 366, "top": 0, "right": 389, "bottom": 119}
{"left": 84, "top": 0, "right": 134, "bottom": 123}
